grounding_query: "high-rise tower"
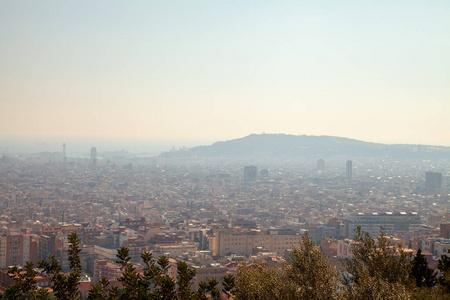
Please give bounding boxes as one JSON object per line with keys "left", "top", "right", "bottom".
{"left": 63, "top": 143, "right": 67, "bottom": 165}
{"left": 244, "top": 166, "right": 257, "bottom": 182}
{"left": 90, "top": 147, "right": 98, "bottom": 166}
{"left": 316, "top": 159, "right": 325, "bottom": 170}
{"left": 346, "top": 160, "right": 352, "bottom": 180}
{"left": 426, "top": 171, "right": 442, "bottom": 191}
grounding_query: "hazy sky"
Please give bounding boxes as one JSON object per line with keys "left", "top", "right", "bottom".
{"left": 1, "top": 1, "right": 449, "bottom": 147}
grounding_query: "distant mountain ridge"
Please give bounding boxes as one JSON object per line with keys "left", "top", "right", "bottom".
{"left": 160, "top": 134, "right": 450, "bottom": 159}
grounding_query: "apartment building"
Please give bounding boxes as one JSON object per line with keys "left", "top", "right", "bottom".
{"left": 343, "top": 212, "right": 421, "bottom": 238}
{"left": 0, "top": 233, "right": 38, "bottom": 268}
{"left": 210, "top": 228, "right": 302, "bottom": 257}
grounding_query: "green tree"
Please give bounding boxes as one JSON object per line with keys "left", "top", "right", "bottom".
{"left": 194, "top": 278, "right": 220, "bottom": 300}
{"left": 346, "top": 264, "right": 412, "bottom": 300}
{"left": 410, "top": 248, "right": 436, "bottom": 288}
{"left": 222, "top": 274, "right": 235, "bottom": 299}
{"left": 176, "top": 261, "right": 196, "bottom": 300}
{"left": 39, "top": 232, "right": 82, "bottom": 300}
{"left": 141, "top": 252, "right": 177, "bottom": 299}
{"left": 88, "top": 277, "right": 119, "bottom": 300}
{"left": 345, "top": 227, "right": 412, "bottom": 285}
{"left": 286, "top": 232, "right": 339, "bottom": 300}
{"left": 234, "top": 261, "right": 293, "bottom": 300}
{"left": 234, "top": 233, "right": 340, "bottom": 300}
{"left": 2, "top": 281, "right": 23, "bottom": 300}
{"left": 344, "top": 227, "right": 413, "bottom": 299}
{"left": 4, "top": 262, "right": 38, "bottom": 299}
{"left": 437, "top": 249, "right": 450, "bottom": 294}
{"left": 115, "top": 247, "right": 149, "bottom": 300}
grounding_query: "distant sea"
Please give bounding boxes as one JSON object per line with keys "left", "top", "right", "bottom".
{"left": 0, "top": 136, "right": 210, "bottom": 157}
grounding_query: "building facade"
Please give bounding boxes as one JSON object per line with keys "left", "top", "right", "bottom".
{"left": 0, "top": 233, "right": 38, "bottom": 268}
{"left": 343, "top": 212, "right": 421, "bottom": 238}
{"left": 210, "top": 229, "right": 302, "bottom": 257}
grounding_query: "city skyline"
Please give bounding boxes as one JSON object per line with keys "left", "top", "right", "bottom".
{"left": 1, "top": 1, "right": 449, "bottom": 146}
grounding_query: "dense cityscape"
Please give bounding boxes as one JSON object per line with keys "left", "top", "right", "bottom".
{"left": 1, "top": 1, "right": 449, "bottom": 297}
{"left": 0, "top": 140, "right": 448, "bottom": 297}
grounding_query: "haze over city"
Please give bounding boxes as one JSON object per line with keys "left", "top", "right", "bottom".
{"left": 1, "top": 0, "right": 449, "bottom": 151}
{"left": 1, "top": 2, "right": 450, "bottom": 298}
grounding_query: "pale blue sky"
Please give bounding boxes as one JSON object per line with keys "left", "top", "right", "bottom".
{"left": 1, "top": 1, "right": 449, "bottom": 146}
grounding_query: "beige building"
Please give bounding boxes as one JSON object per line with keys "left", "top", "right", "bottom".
{"left": 192, "top": 265, "right": 228, "bottom": 290}
{"left": 337, "top": 236, "right": 406, "bottom": 260}
{"left": 337, "top": 239, "right": 355, "bottom": 259}
{"left": 210, "top": 229, "right": 302, "bottom": 257}
{"left": 155, "top": 243, "right": 198, "bottom": 257}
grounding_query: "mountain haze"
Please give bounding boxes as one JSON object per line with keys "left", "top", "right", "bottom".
{"left": 160, "top": 134, "right": 450, "bottom": 159}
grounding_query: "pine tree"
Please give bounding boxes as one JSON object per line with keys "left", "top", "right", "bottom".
{"left": 345, "top": 227, "right": 412, "bottom": 286}
{"left": 222, "top": 274, "right": 235, "bottom": 299}
{"left": 176, "top": 261, "right": 196, "bottom": 300}
{"left": 286, "top": 232, "right": 339, "bottom": 300}
{"left": 115, "top": 247, "right": 149, "bottom": 299}
{"left": 3, "top": 261, "right": 45, "bottom": 300}
{"left": 410, "top": 248, "right": 436, "bottom": 288}
{"left": 39, "top": 232, "right": 83, "bottom": 300}
{"left": 194, "top": 278, "right": 221, "bottom": 300}
{"left": 88, "top": 276, "right": 119, "bottom": 300}
{"left": 234, "top": 260, "right": 294, "bottom": 299}
{"left": 344, "top": 227, "right": 414, "bottom": 299}
{"left": 437, "top": 249, "right": 450, "bottom": 294}
{"left": 66, "top": 232, "right": 82, "bottom": 299}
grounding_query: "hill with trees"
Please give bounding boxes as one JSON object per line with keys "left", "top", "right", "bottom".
{"left": 160, "top": 133, "right": 450, "bottom": 160}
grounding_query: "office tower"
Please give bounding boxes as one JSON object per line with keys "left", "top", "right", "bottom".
{"left": 426, "top": 172, "right": 442, "bottom": 191}
{"left": 440, "top": 223, "right": 450, "bottom": 239}
{"left": 346, "top": 160, "right": 352, "bottom": 179}
{"left": 244, "top": 166, "right": 257, "bottom": 182}
{"left": 90, "top": 147, "right": 98, "bottom": 166}
{"left": 316, "top": 159, "right": 325, "bottom": 170}
{"left": 63, "top": 143, "right": 67, "bottom": 165}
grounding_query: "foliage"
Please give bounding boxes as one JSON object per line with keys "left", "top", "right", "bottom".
{"left": 39, "top": 232, "right": 82, "bottom": 300}
{"left": 438, "top": 250, "right": 450, "bottom": 294}
{"left": 410, "top": 248, "right": 436, "bottom": 288}
{"left": 234, "top": 233, "right": 340, "bottom": 300}
{"left": 286, "top": 232, "right": 340, "bottom": 299}
{"left": 11, "top": 230, "right": 450, "bottom": 300}
{"left": 88, "top": 277, "right": 119, "bottom": 300}
{"left": 113, "top": 247, "right": 150, "bottom": 299}
{"left": 5, "top": 262, "right": 37, "bottom": 299}
{"left": 3, "top": 261, "right": 50, "bottom": 300}
{"left": 222, "top": 274, "right": 235, "bottom": 299}
{"left": 92, "top": 248, "right": 210, "bottom": 300}
{"left": 176, "top": 261, "right": 196, "bottom": 300}
{"left": 345, "top": 264, "right": 413, "bottom": 300}
{"left": 194, "top": 278, "right": 220, "bottom": 300}
{"left": 344, "top": 227, "right": 412, "bottom": 287}
{"left": 234, "top": 262, "right": 292, "bottom": 300}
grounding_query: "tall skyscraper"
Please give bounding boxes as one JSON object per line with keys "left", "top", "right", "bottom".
{"left": 316, "top": 159, "right": 325, "bottom": 170}
{"left": 426, "top": 171, "right": 442, "bottom": 191}
{"left": 244, "top": 166, "right": 257, "bottom": 182}
{"left": 90, "top": 147, "right": 98, "bottom": 166}
{"left": 63, "top": 143, "right": 67, "bottom": 165}
{"left": 346, "top": 160, "right": 352, "bottom": 180}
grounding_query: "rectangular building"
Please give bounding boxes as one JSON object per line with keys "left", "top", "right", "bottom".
{"left": 210, "top": 229, "right": 302, "bottom": 257}
{"left": 0, "top": 233, "right": 38, "bottom": 268}
{"left": 343, "top": 212, "right": 421, "bottom": 238}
